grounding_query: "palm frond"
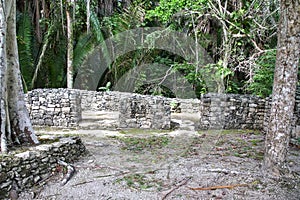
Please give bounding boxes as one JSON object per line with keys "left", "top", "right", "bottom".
{"left": 90, "top": 11, "right": 105, "bottom": 43}
{"left": 17, "top": 12, "right": 34, "bottom": 90}
{"left": 73, "top": 33, "right": 95, "bottom": 73}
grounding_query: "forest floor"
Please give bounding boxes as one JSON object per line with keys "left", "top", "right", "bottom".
{"left": 19, "top": 112, "right": 300, "bottom": 200}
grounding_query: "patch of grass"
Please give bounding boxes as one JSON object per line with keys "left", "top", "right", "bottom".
{"left": 34, "top": 126, "right": 77, "bottom": 132}
{"left": 250, "top": 139, "right": 262, "bottom": 146}
{"left": 252, "top": 151, "right": 264, "bottom": 160}
{"left": 198, "top": 129, "right": 262, "bottom": 135}
{"left": 57, "top": 133, "right": 85, "bottom": 138}
{"left": 118, "top": 128, "right": 170, "bottom": 135}
{"left": 215, "top": 140, "right": 226, "bottom": 146}
{"left": 116, "top": 173, "right": 162, "bottom": 190}
{"left": 117, "top": 136, "right": 170, "bottom": 152}
{"left": 180, "top": 136, "right": 204, "bottom": 157}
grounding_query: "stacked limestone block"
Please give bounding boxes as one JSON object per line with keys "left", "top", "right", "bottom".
{"left": 198, "top": 93, "right": 266, "bottom": 130}
{"left": 0, "top": 137, "right": 86, "bottom": 198}
{"left": 119, "top": 94, "right": 171, "bottom": 129}
{"left": 166, "top": 98, "right": 201, "bottom": 113}
{"left": 80, "top": 90, "right": 131, "bottom": 112}
{"left": 25, "top": 89, "right": 81, "bottom": 127}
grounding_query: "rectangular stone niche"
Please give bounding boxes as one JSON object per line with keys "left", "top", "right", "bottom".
{"left": 119, "top": 95, "right": 171, "bottom": 129}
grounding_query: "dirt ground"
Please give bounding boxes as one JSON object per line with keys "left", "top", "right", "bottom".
{"left": 19, "top": 113, "right": 300, "bottom": 200}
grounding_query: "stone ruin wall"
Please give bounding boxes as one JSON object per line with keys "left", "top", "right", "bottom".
{"left": 198, "top": 93, "right": 266, "bottom": 130}
{"left": 25, "top": 89, "right": 82, "bottom": 128}
{"left": 79, "top": 90, "right": 124, "bottom": 112}
{"left": 24, "top": 88, "right": 300, "bottom": 137}
{"left": 119, "top": 94, "right": 171, "bottom": 129}
{"left": 0, "top": 137, "right": 86, "bottom": 198}
{"left": 79, "top": 90, "right": 171, "bottom": 129}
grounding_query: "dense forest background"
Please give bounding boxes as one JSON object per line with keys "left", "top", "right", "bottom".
{"left": 17, "top": 0, "right": 296, "bottom": 98}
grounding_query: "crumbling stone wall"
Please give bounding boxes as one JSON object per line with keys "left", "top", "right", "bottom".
{"left": 167, "top": 98, "right": 201, "bottom": 113}
{"left": 119, "top": 94, "right": 171, "bottom": 129}
{"left": 25, "top": 89, "right": 81, "bottom": 127}
{"left": 198, "top": 93, "right": 266, "bottom": 130}
{"left": 0, "top": 137, "right": 86, "bottom": 198}
{"left": 24, "top": 88, "right": 300, "bottom": 135}
{"left": 79, "top": 90, "right": 129, "bottom": 111}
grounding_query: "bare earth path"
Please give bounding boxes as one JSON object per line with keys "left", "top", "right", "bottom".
{"left": 19, "top": 112, "right": 300, "bottom": 200}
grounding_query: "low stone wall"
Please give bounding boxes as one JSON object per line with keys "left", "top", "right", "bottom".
{"left": 119, "top": 94, "right": 171, "bottom": 129}
{"left": 198, "top": 93, "right": 266, "bottom": 130}
{"left": 79, "top": 90, "right": 128, "bottom": 112}
{"left": 167, "top": 98, "right": 201, "bottom": 113}
{"left": 0, "top": 137, "right": 86, "bottom": 199}
{"left": 23, "top": 88, "right": 300, "bottom": 135}
{"left": 25, "top": 89, "right": 82, "bottom": 127}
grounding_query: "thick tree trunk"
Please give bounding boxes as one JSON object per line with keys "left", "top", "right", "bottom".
{"left": 0, "top": 0, "right": 8, "bottom": 153}
{"left": 6, "top": 0, "right": 38, "bottom": 144}
{"left": 0, "top": 0, "right": 39, "bottom": 153}
{"left": 263, "top": 0, "right": 300, "bottom": 177}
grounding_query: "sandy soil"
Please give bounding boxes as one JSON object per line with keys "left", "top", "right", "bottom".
{"left": 18, "top": 113, "right": 300, "bottom": 200}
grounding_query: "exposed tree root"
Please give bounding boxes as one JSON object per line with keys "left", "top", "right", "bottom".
{"left": 58, "top": 160, "right": 75, "bottom": 185}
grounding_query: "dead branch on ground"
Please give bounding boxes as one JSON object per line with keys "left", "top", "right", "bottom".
{"left": 161, "top": 177, "right": 191, "bottom": 200}
{"left": 188, "top": 183, "right": 248, "bottom": 191}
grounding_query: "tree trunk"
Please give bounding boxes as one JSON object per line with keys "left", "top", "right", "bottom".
{"left": 87, "top": 0, "right": 90, "bottom": 33}
{"left": 66, "top": 0, "right": 74, "bottom": 89}
{"left": 0, "top": 0, "right": 39, "bottom": 153}
{"left": 0, "top": 0, "right": 8, "bottom": 153}
{"left": 263, "top": 0, "right": 300, "bottom": 177}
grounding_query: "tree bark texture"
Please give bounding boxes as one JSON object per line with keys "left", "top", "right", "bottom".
{"left": 263, "top": 0, "right": 300, "bottom": 176}
{"left": 0, "top": 0, "right": 39, "bottom": 153}
{"left": 66, "top": 0, "right": 74, "bottom": 89}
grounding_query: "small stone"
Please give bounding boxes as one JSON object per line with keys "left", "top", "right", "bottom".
{"left": 34, "top": 176, "right": 41, "bottom": 183}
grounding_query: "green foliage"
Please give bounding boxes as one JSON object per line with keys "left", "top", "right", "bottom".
{"left": 90, "top": 11, "right": 105, "bottom": 43}
{"left": 98, "top": 82, "right": 111, "bottom": 91}
{"left": 16, "top": 0, "right": 281, "bottom": 97}
{"left": 17, "top": 12, "right": 34, "bottom": 90}
{"left": 146, "top": 0, "right": 279, "bottom": 96}
{"left": 146, "top": 0, "right": 205, "bottom": 24}
{"left": 116, "top": 173, "right": 162, "bottom": 190}
{"left": 73, "top": 33, "right": 95, "bottom": 74}
{"left": 118, "top": 136, "right": 170, "bottom": 152}
{"left": 247, "top": 50, "right": 276, "bottom": 97}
